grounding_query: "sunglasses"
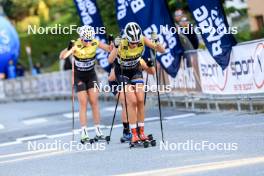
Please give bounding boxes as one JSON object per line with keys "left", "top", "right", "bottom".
{"left": 82, "top": 39, "right": 92, "bottom": 43}
{"left": 129, "top": 42, "right": 139, "bottom": 45}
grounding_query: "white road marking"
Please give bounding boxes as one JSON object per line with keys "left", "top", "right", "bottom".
{"left": 105, "top": 124, "right": 123, "bottom": 129}
{"left": 235, "top": 122, "right": 264, "bottom": 128}
{"left": 48, "top": 132, "right": 73, "bottom": 139}
{"left": 48, "top": 125, "right": 106, "bottom": 139}
{"left": 0, "top": 150, "right": 66, "bottom": 165}
{"left": 164, "top": 113, "right": 196, "bottom": 120}
{"left": 0, "top": 148, "right": 58, "bottom": 159}
{"left": 63, "top": 111, "right": 92, "bottom": 119}
{"left": 121, "top": 156, "right": 264, "bottom": 176}
{"left": 183, "top": 121, "right": 212, "bottom": 127}
{"left": 0, "top": 141, "right": 22, "bottom": 148}
{"left": 16, "top": 134, "right": 48, "bottom": 142}
{"left": 145, "top": 117, "right": 160, "bottom": 122}
{"left": 23, "top": 118, "right": 47, "bottom": 125}
{"left": 104, "top": 106, "right": 122, "bottom": 112}
{"left": 0, "top": 124, "right": 5, "bottom": 130}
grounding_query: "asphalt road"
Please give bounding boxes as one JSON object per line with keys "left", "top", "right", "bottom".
{"left": 0, "top": 100, "right": 263, "bottom": 176}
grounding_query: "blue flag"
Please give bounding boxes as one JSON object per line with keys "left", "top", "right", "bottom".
{"left": 73, "top": 0, "right": 111, "bottom": 72}
{"left": 115, "top": 0, "right": 184, "bottom": 77}
{"left": 188, "top": 0, "right": 237, "bottom": 70}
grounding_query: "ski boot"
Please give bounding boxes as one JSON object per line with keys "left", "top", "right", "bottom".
{"left": 120, "top": 132, "right": 132, "bottom": 143}
{"left": 129, "top": 128, "right": 143, "bottom": 148}
{"left": 94, "top": 126, "right": 106, "bottom": 142}
{"left": 80, "top": 130, "right": 94, "bottom": 144}
{"left": 138, "top": 126, "right": 156, "bottom": 147}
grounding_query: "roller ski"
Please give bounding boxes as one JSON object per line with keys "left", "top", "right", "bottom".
{"left": 80, "top": 137, "right": 94, "bottom": 144}
{"left": 93, "top": 125, "right": 107, "bottom": 142}
{"left": 120, "top": 133, "right": 132, "bottom": 143}
{"left": 80, "top": 129, "right": 94, "bottom": 144}
{"left": 94, "top": 135, "right": 107, "bottom": 142}
{"left": 129, "top": 128, "right": 156, "bottom": 148}
{"left": 138, "top": 126, "right": 156, "bottom": 147}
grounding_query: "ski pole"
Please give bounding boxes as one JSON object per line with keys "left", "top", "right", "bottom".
{"left": 151, "top": 32, "right": 164, "bottom": 143}
{"left": 71, "top": 56, "right": 75, "bottom": 141}
{"left": 121, "top": 65, "right": 129, "bottom": 130}
{"left": 105, "top": 92, "right": 120, "bottom": 143}
{"left": 144, "top": 73, "right": 149, "bottom": 105}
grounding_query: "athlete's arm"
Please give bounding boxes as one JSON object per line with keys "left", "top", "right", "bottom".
{"left": 108, "top": 47, "right": 118, "bottom": 64}
{"left": 59, "top": 47, "right": 75, "bottom": 60}
{"left": 98, "top": 42, "right": 112, "bottom": 52}
{"left": 140, "top": 58, "right": 155, "bottom": 75}
{"left": 143, "top": 37, "right": 165, "bottom": 53}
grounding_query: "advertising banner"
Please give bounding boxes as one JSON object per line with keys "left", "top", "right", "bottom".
{"left": 198, "top": 40, "right": 264, "bottom": 94}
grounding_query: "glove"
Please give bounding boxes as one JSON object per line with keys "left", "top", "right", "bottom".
{"left": 67, "top": 40, "right": 75, "bottom": 50}
{"left": 114, "top": 36, "right": 121, "bottom": 48}
{"left": 151, "top": 32, "right": 159, "bottom": 44}
{"left": 146, "top": 58, "right": 155, "bottom": 67}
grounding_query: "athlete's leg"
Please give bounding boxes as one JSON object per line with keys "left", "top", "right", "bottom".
{"left": 133, "top": 78, "right": 149, "bottom": 141}
{"left": 76, "top": 81, "right": 90, "bottom": 141}
{"left": 76, "top": 82, "right": 88, "bottom": 127}
{"left": 87, "top": 87, "right": 105, "bottom": 137}
{"left": 87, "top": 87, "right": 100, "bottom": 125}
{"left": 122, "top": 84, "right": 137, "bottom": 124}
{"left": 134, "top": 83, "right": 145, "bottom": 123}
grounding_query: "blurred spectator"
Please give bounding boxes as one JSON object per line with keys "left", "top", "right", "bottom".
{"left": 0, "top": 73, "right": 5, "bottom": 80}
{"left": 174, "top": 9, "right": 184, "bottom": 23}
{"left": 7, "top": 60, "right": 16, "bottom": 79}
{"left": 179, "top": 16, "right": 199, "bottom": 49}
{"left": 16, "top": 62, "right": 25, "bottom": 77}
{"left": 173, "top": 9, "right": 199, "bottom": 50}
{"left": 32, "top": 62, "right": 41, "bottom": 76}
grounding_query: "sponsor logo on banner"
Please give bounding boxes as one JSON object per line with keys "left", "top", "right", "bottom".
{"left": 200, "top": 59, "right": 228, "bottom": 91}
{"left": 198, "top": 40, "right": 264, "bottom": 94}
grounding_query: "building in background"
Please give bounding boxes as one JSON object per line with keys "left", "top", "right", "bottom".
{"left": 247, "top": 0, "right": 264, "bottom": 32}
{"left": 225, "top": 0, "right": 248, "bottom": 27}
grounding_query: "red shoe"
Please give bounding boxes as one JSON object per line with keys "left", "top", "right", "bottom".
{"left": 138, "top": 126, "right": 149, "bottom": 141}
{"left": 131, "top": 128, "right": 140, "bottom": 143}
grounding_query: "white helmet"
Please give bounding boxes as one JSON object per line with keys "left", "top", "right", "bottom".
{"left": 77, "top": 25, "right": 95, "bottom": 41}
{"left": 124, "top": 22, "right": 142, "bottom": 43}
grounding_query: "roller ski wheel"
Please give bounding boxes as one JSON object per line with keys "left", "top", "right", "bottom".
{"left": 129, "top": 141, "right": 149, "bottom": 148}
{"left": 93, "top": 135, "right": 106, "bottom": 142}
{"left": 150, "top": 140, "right": 156, "bottom": 147}
{"left": 143, "top": 141, "right": 149, "bottom": 148}
{"left": 147, "top": 134, "right": 153, "bottom": 141}
{"left": 80, "top": 138, "right": 94, "bottom": 145}
{"left": 105, "top": 136, "right": 110, "bottom": 144}
{"left": 129, "top": 141, "right": 140, "bottom": 149}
